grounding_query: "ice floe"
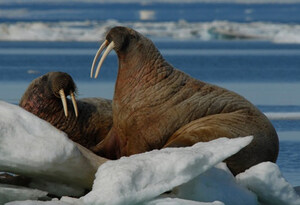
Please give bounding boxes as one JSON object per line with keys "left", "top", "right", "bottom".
{"left": 173, "top": 163, "right": 258, "bottom": 205}
{"left": 236, "top": 162, "right": 300, "bottom": 205}
{"left": 0, "top": 100, "right": 299, "bottom": 204}
{"left": 0, "top": 184, "right": 48, "bottom": 204}
{"left": 0, "top": 101, "right": 106, "bottom": 196}
{"left": 81, "top": 137, "right": 252, "bottom": 205}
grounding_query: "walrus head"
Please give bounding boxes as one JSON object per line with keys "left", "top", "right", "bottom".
{"left": 91, "top": 26, "right": 161, "bottom": 79}
{"left": 20, "top": 72, "right": 78, "bottom": 118}
{"left": 20, "top": 71, "right": 114, "bottom": 149}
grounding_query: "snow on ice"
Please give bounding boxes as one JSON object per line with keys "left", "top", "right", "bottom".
{"left": 0, "top": 184, "right": 48, "bottom": 204}
{"left": 81, "top": 136, "right": 252, "bottom": 205}
{"left": 0, "top": 101, "right": 103, "bottom": 196}
{"left": 236, "top": 162, "right": 300, "bottom": 205}
{"left": 0, "top": 101, "right": 299, "bottom": 205}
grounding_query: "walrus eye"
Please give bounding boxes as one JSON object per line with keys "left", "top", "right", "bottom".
{"left": 90, "top": 40, "right": 115, "bottom": 79}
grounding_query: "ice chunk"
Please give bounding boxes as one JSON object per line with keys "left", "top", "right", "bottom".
{"left": 144, "top": 197, "right": 224, "bottom": 205}
{"left": 5, "top": 197, "right": 78, "bottom": 205}
{"left": 173, "top": 163, "right": 258, "bottom": 205}
{"left": 264, "top": 112, "right": 300, "bottom": 120}
{"left": 81, "top": 136, "right": 253, "bottom": 205}
{"left": 6, "top": 199, "right": 72, "bottom": 205}
{"left": 0, "top": 101, "right": 106, "bottom": 194}
{"left": 236, "top": 162, "right": 300, "bottom": 205}
{"left": 28, "top": 178, "right": 85, "bottom": 197}
{"left": 0, "top": 184, "right": 48, "bottom": 204}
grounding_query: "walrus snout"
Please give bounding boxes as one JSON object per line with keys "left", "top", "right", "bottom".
{"left": 49, "top": 72, "right": 78, "bottom": 117}
{"left": 90, "top": 26, "right": 141, "bottom": 79}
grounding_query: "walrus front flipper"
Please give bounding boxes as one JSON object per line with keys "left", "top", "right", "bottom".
{"left": 164, "top": 111, "right": 279, "bottom": 175}
{"left": 91, "top": 128, "right": 122, "bottom": 160}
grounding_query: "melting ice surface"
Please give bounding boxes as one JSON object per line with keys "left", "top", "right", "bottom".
{"left": 0, "top": 101, "right": 299, "bottom": 205}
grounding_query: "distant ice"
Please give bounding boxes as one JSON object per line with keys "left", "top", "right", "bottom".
{"left": 139, "top": 10, "right": 156, "bottom": 20}
{"left": 1, "top": 20, "right": 300, "bottom": 43}
{"left": 264, "top": 112, "right": 300, "bottom": 120}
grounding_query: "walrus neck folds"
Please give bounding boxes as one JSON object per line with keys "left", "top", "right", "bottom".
{"left": 103, "top": 40, "right": 181, "bottom": 158}
{"left": 115, "top": 39, "right": 174, "bottom": 101}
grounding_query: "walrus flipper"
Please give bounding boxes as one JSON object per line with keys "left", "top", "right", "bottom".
{"left": 164, "top": 111, "right": 279, "bottom": 175}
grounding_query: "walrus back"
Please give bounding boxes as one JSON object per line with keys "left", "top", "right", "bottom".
{"left": 162, "top": 70, "right": 279, "bottom": 175}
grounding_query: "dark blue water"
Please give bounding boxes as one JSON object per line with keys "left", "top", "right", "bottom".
{"left": 1, "top": 40, "right": 300, "bottom": 131}
{"left": 1, "top": 2, "right": 300, "bottom": 23}
{"left": 1, "top": 40, "right": 300, "bottom": 83}
{"left": 278, "top": 141, "right": 300, "bottom": 186}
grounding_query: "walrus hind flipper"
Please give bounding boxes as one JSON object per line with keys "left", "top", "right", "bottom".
{"left": 164, "top": 112, "right": 250, "bottom": 148}
{"left": 163, "top": 112, "right": 279, "bottom": 175}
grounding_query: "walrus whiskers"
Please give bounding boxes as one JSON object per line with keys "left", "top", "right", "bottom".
{"left": 91, "top": 41, "right": 115, "bottom": 79}
{"left": 70, "top": 91, "right": 78, "bottom": 117}
{"left": 59, "top": 89, "right": 68, "bottom": 117}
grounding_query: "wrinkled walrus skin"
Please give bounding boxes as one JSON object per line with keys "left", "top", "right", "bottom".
{"left": 20, "top": 72, "right": 112, "bottom": 149}
{"left": 91, "top": 27, "right": 279, "bottom": 175}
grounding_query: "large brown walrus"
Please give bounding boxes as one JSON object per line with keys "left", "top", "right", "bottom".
{"left": 19, "top": 72, "right": 112, "bottom": 149}
{"left": 90, "top": 26, "right": 279, "bottom": 175}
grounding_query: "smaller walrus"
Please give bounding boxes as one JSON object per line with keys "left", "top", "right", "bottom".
{"left": 20, "top": 72, "right": 112, "bottom": 149}
{"left": 89, "top": 26, "right": 279, "bottom": 175}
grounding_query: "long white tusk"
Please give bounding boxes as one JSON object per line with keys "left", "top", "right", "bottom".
{"left": 59, "top": 89, "right": 68, "bottom": 117}
{"left": 90, "top": 40, "right": 108, "bottom": 78}
{"left": 70, "top": 91, "right": 78, "bottom": 118}
{"left": 94, "top": 41, "right": 115, "bottom": 79}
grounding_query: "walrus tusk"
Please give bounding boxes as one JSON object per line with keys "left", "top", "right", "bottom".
{"left": 70, "top": 91, "right": 78, "bottom": 117}
{"left": 90, "top": 40, "right": 109, "bottom": 78}
{"left": 93, "top": 41, "right": 115, "bottom": 79}
{"left": 59, "top": 89, "right": 68, "bottom": 117}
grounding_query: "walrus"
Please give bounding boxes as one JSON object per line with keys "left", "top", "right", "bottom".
{"left": 90, "top": 26, "right": 279, "bottom": 175}
{"left": 19, "top": 72, "right": 112, "bottom": 149}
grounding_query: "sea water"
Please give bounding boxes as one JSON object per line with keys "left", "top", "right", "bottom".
{"left": 0, "top": 0, "right": 299, "bottom": 186}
